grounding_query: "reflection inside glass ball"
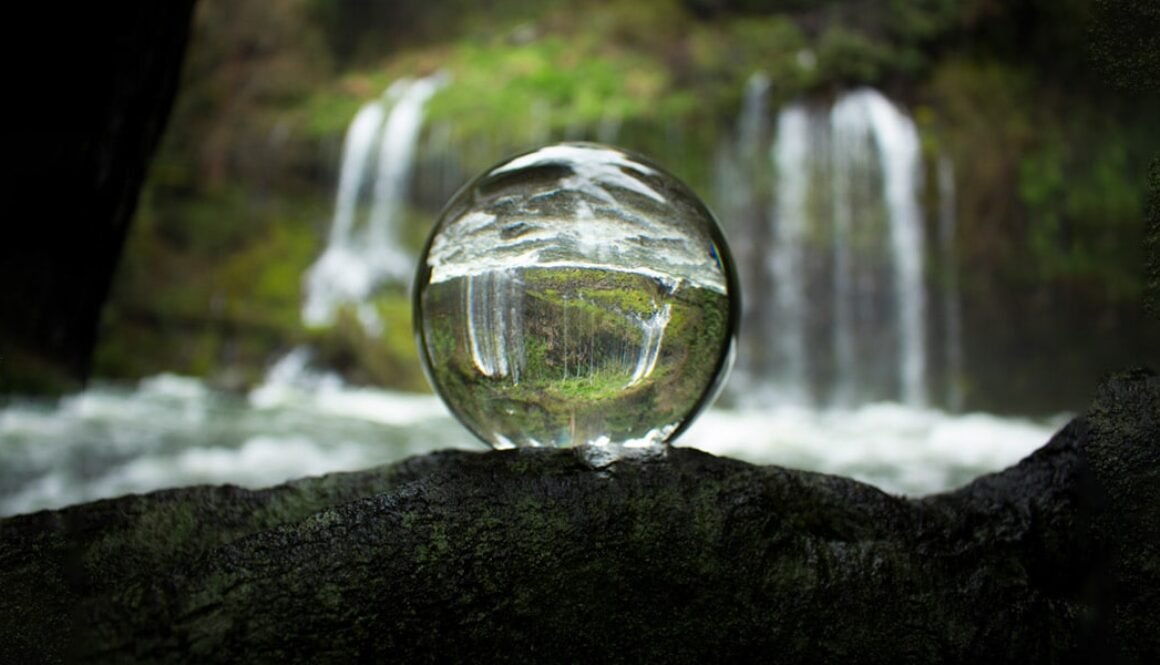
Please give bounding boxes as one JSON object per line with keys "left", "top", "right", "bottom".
{"left": 414, "top": 142, "right": 738, "bottom": 465}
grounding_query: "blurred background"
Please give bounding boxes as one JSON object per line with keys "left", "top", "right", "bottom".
{"left": 2, "top": 0, "right": 1156, "bottom": 515}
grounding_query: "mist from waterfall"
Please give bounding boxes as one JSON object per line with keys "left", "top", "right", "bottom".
{"left": 302, "top": 73, "right": 446, "bottom": 331}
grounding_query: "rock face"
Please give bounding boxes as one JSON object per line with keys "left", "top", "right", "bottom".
{"left": 1, "top": 1, "right": 196, "bottom": 393}
{"left": 1, "top": 370, "right": 1157, "bottom": 664}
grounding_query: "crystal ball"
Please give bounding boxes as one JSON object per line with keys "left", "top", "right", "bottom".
{"left": 414, "top": 142, "right": 738, "bottom": 463}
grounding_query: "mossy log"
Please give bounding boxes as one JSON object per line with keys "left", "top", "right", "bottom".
{"left": 1, "top": 370, "right": 1157, "bottom": 664}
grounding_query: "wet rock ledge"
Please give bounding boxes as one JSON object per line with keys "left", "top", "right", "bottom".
{"left": 1, "top": 370, "right": 1157, "bottom": 664}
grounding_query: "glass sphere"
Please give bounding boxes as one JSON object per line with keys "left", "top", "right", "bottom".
{"left": 414, "top": 142, "right": 738, "bottom": 464}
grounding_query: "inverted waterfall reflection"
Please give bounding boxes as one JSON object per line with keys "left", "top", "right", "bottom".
{"left": 465, "top": 270, "right": 526, "bottom": 383}
{"left": 628, "top": 304, "right": 672, "bottom": 387}
{"left": 463, "top": 268, "right": 674, "bottom": 389}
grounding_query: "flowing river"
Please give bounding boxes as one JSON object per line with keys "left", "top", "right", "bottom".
{"left": 0, "top": 370, "right": 1065, "bottom": 518}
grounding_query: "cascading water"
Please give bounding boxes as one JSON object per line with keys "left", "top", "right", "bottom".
{"left": 768, "top": 103, "right": 812, "bottom": 402}
{"left": 717, "top": 73, "right": 772, "bottom": 393}
{"left": 725, "top": 85, "right": 931, "bottom": 408}
{"left": 937, "top": 155, "right": 964, "bottom": 412}
{"left": 303, "top": 73, "right": 446, "bottom": 331}
{"left": 830, "top": 89, "right": 928, "bottom": 407}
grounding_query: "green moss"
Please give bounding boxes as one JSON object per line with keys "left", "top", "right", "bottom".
{"left": 306, "top": 291, "right": 428, "bottom": 391}
{"left": 419, "top": 264, "right": 730, "bottom": 447}
{"left": 421, "top": 35, "right": 672, "bottom": 165}
{"left": 95, "top": 186, "right": 328, "bottom": 384}
{"left": 299, "top": 78, "right": 383, "bottom": 138}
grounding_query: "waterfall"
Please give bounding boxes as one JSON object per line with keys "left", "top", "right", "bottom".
{"left": 299, "top": 74, "right": 933, "bottom": 408}
{"left": 828, "top": 89, "right": 928, "bottom": 407}
{"left": 738, "top": 73, "right": 771, "bottom": 160}
{"left": 829, "top": 96, "right": 861, "bottom": 406}
{"left": 869, "top": 93, "right": 927, "bottom": 408}
{"left": 717, "top": 73, "right": 772, "bottom": 393}
{"left": 303, "top": 73, "right": 446, "bottom": 329}
{"left": 768, "top": 104, "right": 813, "bottom": 401}
{"left": 725, "top": 86, "right": 931, "bottom": 407}
{"left": 938, "top": 155, "right": 964, "bottom": 411}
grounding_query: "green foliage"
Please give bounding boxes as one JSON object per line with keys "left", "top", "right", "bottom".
{"left": 89, "top": 0, "right": 1159, "bottom": 400}
{"left": 887, "top": 0, "right": 962, "bottom": 42}
{"left": 928, "top": 56, "right": 1158, "bottom": 299}
{"left": 95, "top": 186, "right": 327, "bottom": 385}
{"left": 814, "top": 26, "right": 898, "bottom": 85}
{"left": 687, "top": 15, "right": 811, "bottom": 98}
{"left": 308, "top": 295, "right": 428, "bottom": 392}
{"left": 1019, "top": 121, "right": 1150, "bottom": 299}
{"left": 298, "top": 82, "right": 377, "bottom": 138}
{"left": 422, "top": 34, "right": 672, "bottom": 167}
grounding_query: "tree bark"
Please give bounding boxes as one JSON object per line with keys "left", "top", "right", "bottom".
{"left": 1, "top": 370, "right": 1157, "bottom": 664}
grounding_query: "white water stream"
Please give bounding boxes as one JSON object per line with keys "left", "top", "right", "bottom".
{"left": 0, "top": 371, "right": 1064, "bottom": 517}
{"left": 725, "top": 84, "right": 937, "bottom": 408}
{"left": 303, "top": 73, "right": 446, "bottom": 330}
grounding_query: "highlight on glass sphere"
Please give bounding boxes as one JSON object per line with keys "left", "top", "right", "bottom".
{"left": 414, "top": 142, "right": 739, "bottom": 465}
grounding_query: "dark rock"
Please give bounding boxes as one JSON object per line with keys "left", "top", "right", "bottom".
{"left": 1, "top": 1, "right": 197, "bottom": 394}
{"left": 1, "top": 371, "right": 1157, "bottom": 664}
{"left": 1147, "top": 157, "right": 1159, "bottom": 319}
{"left": 1089, "top": 0, "right": 1160, "bottom": 320}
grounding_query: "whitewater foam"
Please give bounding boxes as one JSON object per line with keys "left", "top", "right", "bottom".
{"left": 0, "top": 376, "right": 1066, "bottom": 517}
